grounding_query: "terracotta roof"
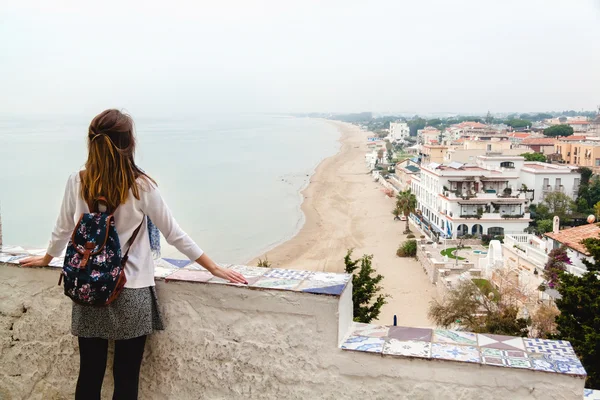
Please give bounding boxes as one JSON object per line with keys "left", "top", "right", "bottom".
{"left": 455, "top": 121, "right": 488, "bottom": 129}
{"left": 568, "top": 121, "right": 590, "bottom": 125}
{"left": 507, "top": 132, "right": 530, "bottom": 139}
{"left": 522, "top": 138, "right": 557, "bottom": 145}
{"left": 544, "top": 223, "right": 600, "bottom": 256}
{"left": 559, "top": 136, "right": 587, "bottom": 141}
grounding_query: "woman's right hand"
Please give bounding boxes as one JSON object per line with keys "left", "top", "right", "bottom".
{"left": 211, "top": 266, "right": 248, "bottom": 284}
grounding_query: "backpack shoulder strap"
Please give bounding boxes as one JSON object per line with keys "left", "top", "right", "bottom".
{"left": 121, "top": 216, "right": 146, "bottom": 266}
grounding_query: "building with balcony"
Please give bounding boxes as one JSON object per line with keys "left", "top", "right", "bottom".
{"left": 388, "top": 121, "right": 410, "bottom": 142}
{"left": 417, "top": 126, "right": 442, "bottom": 145}
{"left": 555, "top": 139, "right": 600, "bottom": 170}
{"left": 519, "top": 162, "right": 581, "bottom": 202}
{"left": 444, "top": 138, "right": 527, "bottom": 164}
{"left": 411, "top": 157, "right": 531, "bottom": 239}
{"left": 410, "top": 156, "right": 581, "bottom": 239}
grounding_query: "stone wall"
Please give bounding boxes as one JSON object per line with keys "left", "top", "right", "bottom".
{"left": 0, "top": 263, "right": 586, "bottom": 400}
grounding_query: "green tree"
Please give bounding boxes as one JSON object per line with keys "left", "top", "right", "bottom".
{"left": 485, "top": 111, "right": 493, "bottom": 124}
{"left": 579, "top": 167, "right": 593, "bottom": 186}
{"left": 505, "top": 118, "right": 532, "bottom": 129}
{"left": 344, "top": 250, "right": 388, "bottom": 323}
{"left": 542, "top": 191, "right": 575, "bottom": 222}
{"left": 553, "top": 237, "right": 600, "bottom": 388}
{"left": 576, "top": 197, "right": 590, "bottom": 213}
{"left": 536, "top": 219, "right": 553, "bottom": 235}
{"left": 544, "top": 125, "right": 574, "bottom": 137}
{"left": 520, "top": 152, "right": 547, "bottom": 162}
{"left": 407, "top": 117, "right": 427, "bottom": 136}
{"left": 395, "top": 189, "right": 417, "bottom": 233}
{"left": 391, "top": 207, "right": 401, "bottom": 221}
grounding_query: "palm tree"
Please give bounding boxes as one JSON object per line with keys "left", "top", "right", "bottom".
{"left": 395, "top": 189, "right": 417, "bottom": 233}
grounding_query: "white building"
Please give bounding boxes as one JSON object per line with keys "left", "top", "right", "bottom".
{"left": 519, "top": 162, "right": 581, "bottom": 203}
{"left": 410, "top": 156, "right": 581, "bottom": 239}
{"left": 389, "top": 122, "right": 410, "bottom": 142}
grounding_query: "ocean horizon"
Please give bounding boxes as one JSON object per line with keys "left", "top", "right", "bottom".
{"left": 0, "top": 114, "right": 340, "bottom": 264}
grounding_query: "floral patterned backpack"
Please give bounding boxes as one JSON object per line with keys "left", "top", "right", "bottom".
{"left": 59, "top": 196, "right": 144, "bottom": 306}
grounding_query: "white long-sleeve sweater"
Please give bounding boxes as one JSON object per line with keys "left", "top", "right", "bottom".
{"left": 46, "top": 172, "right": 204, "bottom": 288}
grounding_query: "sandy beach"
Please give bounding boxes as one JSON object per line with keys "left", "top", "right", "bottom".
{"left": 252, "top": 121, "right": 437, "bottom": 327}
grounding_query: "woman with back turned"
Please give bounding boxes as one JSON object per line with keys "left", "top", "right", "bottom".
{"left": 20, "top": 109, "right": 247, "bottom": 399}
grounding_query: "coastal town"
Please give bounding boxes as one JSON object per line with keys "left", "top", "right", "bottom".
{"left": 358, "top": 109, "right": 600, "bottom": 374}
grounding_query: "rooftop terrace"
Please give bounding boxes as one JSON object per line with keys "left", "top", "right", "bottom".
{"left": 0, "top": 245, "right": 598, "bottom": 399}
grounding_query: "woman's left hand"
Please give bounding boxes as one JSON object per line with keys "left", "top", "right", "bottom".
{"left": 19, "top": 255, "right": 51, "bottom": 267}
{"left": 211, "top": 267, "right": 248, "bottom": 284}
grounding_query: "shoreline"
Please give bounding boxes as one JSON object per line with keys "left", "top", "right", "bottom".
{"left": 250, "top": 120, "right": 438, "bottom": 326}
{"left": 244, "top": 119, "right": 344, "bottom": 265}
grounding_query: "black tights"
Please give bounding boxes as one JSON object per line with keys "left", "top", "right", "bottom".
{"left": 75, "top": 335, "right": 147, "bottom": 400}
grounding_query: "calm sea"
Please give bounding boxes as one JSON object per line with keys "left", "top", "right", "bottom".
{"left": 0, "top": 114, "right": 340, "bottom": 263}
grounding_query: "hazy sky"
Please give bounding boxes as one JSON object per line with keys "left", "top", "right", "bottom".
{"left": 1, "top": 0, "right": 599, "bottom": 116}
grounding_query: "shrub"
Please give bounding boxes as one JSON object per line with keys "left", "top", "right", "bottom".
{"left": 257, "top": 256, "right": 271, "bottom": 268}
{"left": 397, "top": 240, "right": 417, "bottom": 257}
{"left": 406, "top": 234, "right": 415, "bottom": 239}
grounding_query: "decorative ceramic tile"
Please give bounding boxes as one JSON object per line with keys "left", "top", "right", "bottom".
{"left": 350, "top": 322, "right": 390, "bottom": 338}
{"left": 383, "top": 339, "right": 431, "bottom": 358}
{"left": 165, "top": 269, "right": 213, "bottom": 283}
{"left": 208, "top": 275, "right": 261, "bottom": 285}
{"left": 301, "top": 284, "right": 346, "bottom": 296}
{"left": 296, "top": 279, "right": 334, "bottom": 290}
{"left": 154, "top": 266, "right": 177, "bottom": 279}
{"left": 263, "top": 268, "right": 314, "bottom": 280}
{"left": 433, "top": 329, "right": 477, "bottom": 346}
{"left": 431, "top": 343, "right": 480, "bottom": 363}
{"left": 584, "top": 389, "right": 600, "bottom": 399}
{"left": 229, "top": 264, "right": 269, "bottom": 277}
{"left": 388, "top": 326, "right": 432, "bottom": 342}
{"left": 481, "top": 348, "right": 531, "bottom": 368}
{"left": 477, "top": 333, "right": 525, "bottom": 350}
{"left": 528, "top": 353, "right": 587, "bottom": 375}
{"left": 4, "top": 255, "right": 28, "bottom": 264}
{"left": 340, "top": 335, "right": 384, "bottom": 353}
{"left": 310, "top": 272, "right": 351, "bottom": 285}
{"left": 524, "top": 338, "right": 576, "bottom": 356}
{"left": 250, "top": 277, "right": 302, "bottom": 290}
{"left": 162, "top": 258, "right": 192, "bottom": 268}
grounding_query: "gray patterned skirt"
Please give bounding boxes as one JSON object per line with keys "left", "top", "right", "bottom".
{"left": 71, "top": 286, "right": 165, "bottom": 340}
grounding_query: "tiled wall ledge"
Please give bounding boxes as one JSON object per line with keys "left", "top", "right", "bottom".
{"left": 0, "top": 245, "right": 593, "bottom": 400}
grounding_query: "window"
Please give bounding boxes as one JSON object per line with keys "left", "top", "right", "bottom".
{"left": 487, "top": 144, "right": 492, "bottom": 151}
{"left": 555, "top": 178, "right": 561, "bottom": 188}
{"left": 543, "top": 178, "right": 549, "bottom": 188}
{"left": 596, "top": 159, "right": 600, "bottom": 167}
{"left": 500, "top": 161, "right": 514, "bottom": 169}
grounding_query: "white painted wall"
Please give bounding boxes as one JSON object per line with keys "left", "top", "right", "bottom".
{"left": 0, "top": 264, "right": 586, "bottom": 400}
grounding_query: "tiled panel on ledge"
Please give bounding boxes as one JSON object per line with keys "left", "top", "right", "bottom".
{"left": 0, "top": 246, "right": 351, "bottom": 297}
{"left": 340, "top": 322, "right": 587, "bottom": 377}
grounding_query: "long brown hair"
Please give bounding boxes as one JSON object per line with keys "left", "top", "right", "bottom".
{"left": 81, "top": 109, "right": 154, "bottom": 211}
